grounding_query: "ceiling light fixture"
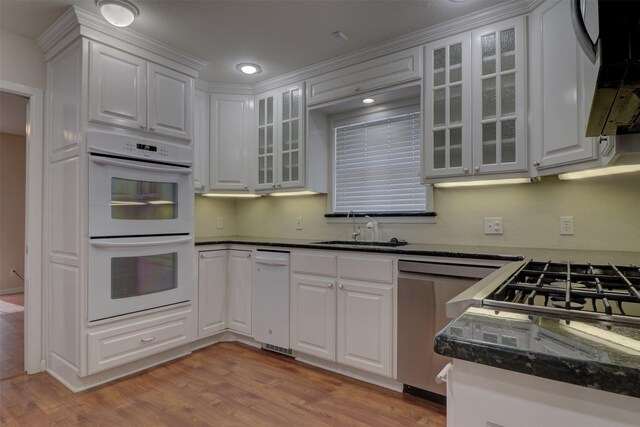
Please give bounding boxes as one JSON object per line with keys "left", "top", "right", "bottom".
{"left": 236, "top": 63, "right": 262, "bottom": 75}
{"left": 332, "top": 31, "right": 349, "bottom": 44}
{"left": 95, "top": 0, "right": 139, "bottom": 27}
{"left": 362, "top": 98, "right": 375, "bottom": 104}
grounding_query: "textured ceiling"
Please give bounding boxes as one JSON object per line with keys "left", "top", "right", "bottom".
{"left": 0, "top": 0, "right": 510, "bottom": 85}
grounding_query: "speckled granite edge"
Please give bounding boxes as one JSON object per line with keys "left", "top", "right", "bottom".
{"left": 434, "top": 331, "right": 640, "bottom": 398}
{"left": 194, "top": 239, "right": 524, "bottom": 261}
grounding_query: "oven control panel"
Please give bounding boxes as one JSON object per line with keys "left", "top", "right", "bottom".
{"left": 87, "top": 131, "right": 193, "bottom": 165}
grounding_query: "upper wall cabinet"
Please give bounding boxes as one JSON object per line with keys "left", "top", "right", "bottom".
{"left": 210, "top": 93, "right": 252, "bottom": 192}
{"left": 255, "top": 84, "right": 305, "bottom": 191}
{"left": 89, "top": 42, "right": 194, "bottom": 142}
{"left": 193, "top": 89, "right": 210, "bottom": 192}
{"left": 423, "top": 16, "right": 527, "bottom": 183}
{"left": 529, "top": 0, "right": 602, "bottom": 175}
{"left": 306, "top": 47, "right": 422, "bottom": 106}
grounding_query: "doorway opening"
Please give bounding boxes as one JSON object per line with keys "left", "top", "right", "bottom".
{"left": 0, "top": 91, "right": 28, "bottom": 379}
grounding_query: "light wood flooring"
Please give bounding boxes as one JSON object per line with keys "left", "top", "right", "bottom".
{"left": 0, "top": 342, "right": 446, "bottom": 426}
{"left": 0, "top": 293, "right": 24, "bottom": 380}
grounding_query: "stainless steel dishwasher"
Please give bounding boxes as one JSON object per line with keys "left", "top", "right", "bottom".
{"left": 397, "top": 259, "right": 506, "bottom": 400}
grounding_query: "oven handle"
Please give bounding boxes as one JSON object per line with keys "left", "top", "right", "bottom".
{"left": 91, "top": 156, "right": 192, "bottom": 174}
{"left": 90, "top": 236, "right": 192, "bottom": 248}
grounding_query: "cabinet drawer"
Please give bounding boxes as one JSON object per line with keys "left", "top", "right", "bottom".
{"left": 306, "top": 47, "right": 422, "bottom": 105}
{"left": 87, "top": 308, "right": 192, "bottom": 374}
{"left": 338, "top": 257, "right": 393, "bottom": 284}
{"left": 292, "top": 252, "right": 337, "bottom": 277}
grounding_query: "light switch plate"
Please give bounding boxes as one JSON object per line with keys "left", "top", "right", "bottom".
{"left": 484, "top": 217, "right": 503, "bottom": 235}
{"left": 295, "top": 217, "right": 303, "bottom": 230}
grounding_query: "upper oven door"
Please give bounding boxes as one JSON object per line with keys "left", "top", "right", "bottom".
{"left": 89, "top": 154, "right": 193, "bottom": 237}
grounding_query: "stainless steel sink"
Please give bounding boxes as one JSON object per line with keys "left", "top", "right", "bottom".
{"left": 313, "top": 239, "right": 408, "bottom": 247}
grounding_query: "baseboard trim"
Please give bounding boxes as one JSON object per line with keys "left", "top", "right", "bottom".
{"left": 0, "top": 287, "right": 24, "bottom": 295}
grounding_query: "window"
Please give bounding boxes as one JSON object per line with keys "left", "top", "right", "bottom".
{"left": 332, "top": 105, "right": 427, "bottom": 213}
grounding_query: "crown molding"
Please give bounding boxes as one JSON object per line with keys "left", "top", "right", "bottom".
{"left": 196, "top": 79, "right": 253, "bottom": 95}
{"left": 38, "top": 6, "right": 207, "bottom": 74}
{"left": 250, "top": 0, "right": 542, "bottom": 94}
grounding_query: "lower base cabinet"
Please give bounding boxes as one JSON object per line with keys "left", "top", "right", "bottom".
{"left": 290, "top": 251, "right": 394, "bottom": 378}
{"left": 198, "top": 248, "right": 253, "bottom": 338}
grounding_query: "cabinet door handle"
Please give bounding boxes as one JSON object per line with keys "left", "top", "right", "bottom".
{"left": 327, "top": 283, "right": 333, "bottom": 288}
{"left": 435, "top": 362, "right": 452, "bottom": 384}
{"left": 353, "top": 87, "right": 360, "bottom": 92}
{"left": 338, "top": 283, "right": 344, "bottom": 289}
{"left": 463, "top": 167, "right": 470, "bottom": 174}
{"left": 140, "top": 336, "right": 156, "bottom": 344}
{"left": 474, "top": 166, "right": 480, "bottom": 172}
{"left": 140, "top": 125, "right": 146, "bottom": 129}
{"left": 150, "top": 127, "right": 156, "bottom": 131}
{"left": 533, "top": 161, "right": 540, "bottom": 168}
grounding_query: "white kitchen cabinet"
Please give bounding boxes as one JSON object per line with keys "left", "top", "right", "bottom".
{"left": 197, "top": 249, "right": 253, "bottom": 338}
{"left": 87, "top": 307, "right": 193, "bottom": 375}
{"left": 528, "top": 0, "right": 602, "bottom": 175}
{"left": 89, "top": 41, "right": 193, "bottom": 141}
{"left": 197, "top": 250, "right": 228, "bottom": 337}
{"left": 446, "top": 359, "right": 639, "bottom": 427}
{"left": 89, "top": 42, "right": 147, "bottom": 131}
{"left": 210, "top": 93, "right": 252, "bottom": 191}
{"left": 226, "top": 250, "right": 253, "bottom": 335}
{"left": 306, "top": 47, "right": 422, "bottom": 106}
{"left": 423, "top": 16, "right": 527, "bottom": 183}
{"left": 255, "top": 84, "right": 304, "bottom": 191}
{"left": 193, "top": 89, "right": 209, "bottom": 192}
{"left": 290, "top": 276, "right": 336, "bottom": 361}
{"left": 290, "top": 251, "right": 394, "bottom": 378}
{"left": 424, "top": 33, "right": 473, "bottom": 179}
{"left": 471, "top": 16, "right": 527, "bottom": 176}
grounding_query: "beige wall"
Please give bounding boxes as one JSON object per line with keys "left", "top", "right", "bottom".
{"left": 0, "top": 28, "right": 46, "bottom": 89}
{"left": 0, "top": 133, "right": 26, "bottom": 293}
{"left": 195, "top": 196, "right": 238, "bottom": 237}
{"left": 208, "top": 173, "right": 640, "bottom": 252}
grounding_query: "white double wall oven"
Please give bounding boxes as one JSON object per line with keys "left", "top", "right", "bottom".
{"left": 87, "top": 132, "right": 194, "bottom": 322}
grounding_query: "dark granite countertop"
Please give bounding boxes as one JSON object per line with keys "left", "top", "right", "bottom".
{"left": 434, "top": 306, "right": 640, "bottom": 397}
{"left": 194, "top": 236, "right": 524, "bottom": 261}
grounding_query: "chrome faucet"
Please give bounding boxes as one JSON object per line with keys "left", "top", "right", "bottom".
{"left": 347, "top": 210, "right": 361, "bottom": 241}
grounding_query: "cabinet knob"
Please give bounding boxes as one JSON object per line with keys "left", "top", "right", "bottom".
{"left": 277, "top": 183, "right": 282, "bottom": 188}
{"left": 463, "top": 167, "right": 470, "bottom": 174}
{"left": 598, "top": 136, "right": 608, "bottom": 144}
{"left": 474, "top": 166, "right": 480, "bottom": 172}
{"left": 338, "top": 283, "right": 344, "bottom": 289}
{"left": 327, "top": 283, "right": 333, "bottom": 288}
{"left": 272, "top": 184, "right": 277, "bottom": 189}
{"left": 353, "top": 87, "right": 360, "bottom": 92}
{"left": 244, "top": 185, "right": 248, "bottom": 190}
{"left": 533, "top": 161, "right": 540, "bottom": 168}
{"left": 140, "top": 125, "right": 146, "bottom": 129}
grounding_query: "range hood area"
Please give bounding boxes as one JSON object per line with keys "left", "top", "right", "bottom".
{"left": 572, "top": 0, "right": 640, "bottom": 137}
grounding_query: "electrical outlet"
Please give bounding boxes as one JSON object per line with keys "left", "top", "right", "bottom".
{"left": 216, "top": 217, "right": 223, "bottom": 229}
{"left": 295, "top": 217, "right": 303, "bottom": 230}
{"left": 560, "top": 216, "right": 574, "bottom": 235}
{"left": 484, "top": 217, "right": 503, "bottom": 235}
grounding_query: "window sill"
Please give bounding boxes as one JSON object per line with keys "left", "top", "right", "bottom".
{"left": 325, "top": 212, "right": 437, "bottom": 224}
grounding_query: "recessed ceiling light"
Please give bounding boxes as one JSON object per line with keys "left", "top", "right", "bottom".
{"left": 236, "top": 63, "right": 262, "bottom": 75}
{"left": 362, "top": 98, "right": 375, "bottom": 104}
{"left": 332, "top": 31, "right": 349, "bottom": 44}
{"left": 95, "top": 0, "right": 139, "bottom": 27}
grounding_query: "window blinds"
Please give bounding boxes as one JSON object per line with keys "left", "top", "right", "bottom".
{"left": 334, "top": 108, "right": 426, "bottom": 213}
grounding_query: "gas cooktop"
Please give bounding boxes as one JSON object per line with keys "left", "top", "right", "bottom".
{"left": 483, "top": 260, "right": 640, "bottom": 326}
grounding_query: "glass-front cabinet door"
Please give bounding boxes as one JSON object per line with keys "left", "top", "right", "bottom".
{"left": 256, "top": 92, "right": 275, "bottom": 189}
{"left": 424, "top": 33, "right": 472, "bottom": 178}
{"left": 472, "top": 16, "right": 527, "bottom": 175}
{"left": 255, "top": 84, "right": 305, "bottom": 191}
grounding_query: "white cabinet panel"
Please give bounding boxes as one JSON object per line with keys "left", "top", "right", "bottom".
{"left": 210, "top": 94, "right": 252, "bottom": 191}
{"left": 227, "top": 250, "right": 253, "bottom": 335}
{"left": 89, "top": 42, "right": 147, "bottom": 131}
{"left": 197, "top": 250, "right": 228, "bottom": 338}
{"left": 337, "top": 281, "right": 392, "bottom": 377}
{"left": 87, "top": 308, "right": 192, "bottom": 374}
{"left": 290, "top": 276, "right": 336, "bottom": 361}
{"left": 147, "top": 63, "right": 193, "bottom": 141}
{"left": 338, "top": 256, "right": 393, "bottom": 284}
{"left": 291, "top": 252, "right": 337, "bottom": 277}
{"left": 529, "top": 0, "right": 599, "bottom": 174}
{"left": 193, "top": 89, "right": 210, "bottom": 192}
{"left": 306, "top": 48, "right": 422, "bottom": 106}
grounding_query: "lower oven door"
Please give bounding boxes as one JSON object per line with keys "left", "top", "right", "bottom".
{"left": 88, "top": 235, "right": 194, "bottom": 322}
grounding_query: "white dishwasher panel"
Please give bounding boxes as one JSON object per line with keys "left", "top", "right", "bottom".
{"left": 253, "top": 251, "right": 290, "bottom": 348}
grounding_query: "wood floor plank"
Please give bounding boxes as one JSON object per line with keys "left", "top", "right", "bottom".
{"left": 0, "top": 342, "right": 446, "bottom": 426}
